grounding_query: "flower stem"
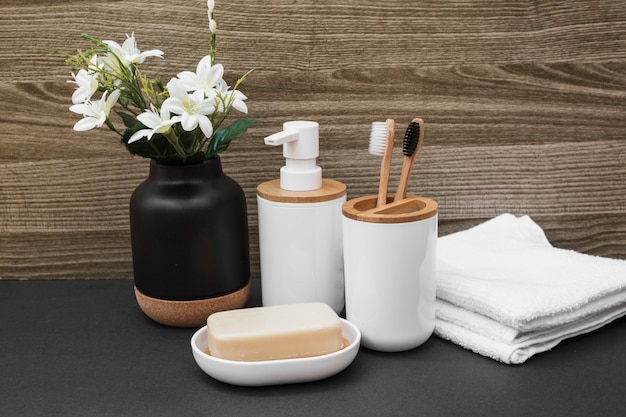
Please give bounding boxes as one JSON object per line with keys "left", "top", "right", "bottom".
{"left": 105, "top": 119, "right": 123, "bottom": 137}
{"left": 163, "top": 128, "right": 187, "bottom": 161}
{"left": 209, "top": 12, "right": 216, "bottom": 66}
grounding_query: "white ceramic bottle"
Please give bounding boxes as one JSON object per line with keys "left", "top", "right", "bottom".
{"left": 257, "top": 121, "right": 347, "bottom": 313}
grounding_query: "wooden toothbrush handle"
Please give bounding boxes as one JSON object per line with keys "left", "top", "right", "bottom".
{"left": 394, "top": 155, "right": 413, "bottom": 202}
{"left": 377, "top": 119, "right": 395, "bottom": 207}
{"left": 377, "top": 155, "right": 392, "bottom": 207}
{"left": 393, "top": 117, "right": 424, "bottom": 202}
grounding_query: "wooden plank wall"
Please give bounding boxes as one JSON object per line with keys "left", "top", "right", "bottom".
{"left": 1, "top": 0, "right": 624, "bottom": 279}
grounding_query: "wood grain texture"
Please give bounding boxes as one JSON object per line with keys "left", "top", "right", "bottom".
{"left": 1, "top": 0, "right": 625, "bottom": 279}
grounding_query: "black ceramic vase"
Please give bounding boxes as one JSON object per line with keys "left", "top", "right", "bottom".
{"left": 130, "top": 156, "right": 250, "bottom": 327}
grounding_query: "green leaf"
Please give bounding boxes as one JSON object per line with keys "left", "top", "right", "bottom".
{"left": 205, "top": 119, "right": 256, "bottom": 158}
{"left": 116, "top": 111, "right": 139, "bottom": 129}
{"left": 122, "top": 128, "right": 167, "bottom": 160}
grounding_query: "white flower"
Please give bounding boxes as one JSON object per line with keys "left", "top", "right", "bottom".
{"left": 99, "top": 53, "right": 127, "bottom": 83}
{"left": 176, "top": 55, "right": 224, "bottom": 98}
{"left": 128, "top": 105, "right": 181, "bottom": 143}
{"left": 207, "top": 0, "right": 215, "bottom": 12}
{"left": 209, "top": 19, "right": 217, "bottom": 33}
{"left": 68, "top": 68, "right": 99, "bottom": 104}
{"left": 162, "top": 79, "right": 215, "bottom": 137}
{"left": 216, "top": 79, "right": 248, "bottom": 113}
{"left": 69, "top": 55, "right": 103, "bottom": 103}
{"left": 219, "top": 89, "right": 248, "bottom": 114}
{"left": 102, "top": 33, "right": 163, "bottom": 67}
{"left": 231, "top": 90, "right": 248, "bottom": 113}
{"left": 69, "top": 90, "right": 121, "bottom": 131}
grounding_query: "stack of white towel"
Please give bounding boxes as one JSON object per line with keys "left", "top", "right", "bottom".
{"left": 435, "top": 213, "right": 626, "bottom": 364}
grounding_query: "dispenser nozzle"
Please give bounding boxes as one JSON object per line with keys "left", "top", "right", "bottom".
{"left": 264, "top": 130, "right": 299, "bottom": 146}
{"left": 264, "top": 121, "right": 322, "bottom": 192}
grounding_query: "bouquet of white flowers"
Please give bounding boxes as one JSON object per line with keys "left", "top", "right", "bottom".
{"left": 66, "top": 0, "right": 254, "bottom": 164}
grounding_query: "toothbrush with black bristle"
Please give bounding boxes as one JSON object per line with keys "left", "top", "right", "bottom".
{"left": 394, "top": 118, "right": 424, "bottom": 202}
{"left": 368, "top": 119, "right": 395, "bottom": 207}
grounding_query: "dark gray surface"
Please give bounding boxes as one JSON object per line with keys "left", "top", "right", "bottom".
{"left": 1, "top": 279, "right": 625, "bottom": 417}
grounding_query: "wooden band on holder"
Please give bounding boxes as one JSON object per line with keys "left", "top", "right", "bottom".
{"left": 342, "top": 195, "right": 438, "bottom": 224}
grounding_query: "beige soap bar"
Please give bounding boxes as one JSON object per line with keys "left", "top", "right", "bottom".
{"left": 206, "top": 302, "right": 343, "bottom": 361}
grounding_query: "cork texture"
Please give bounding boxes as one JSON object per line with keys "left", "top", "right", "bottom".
{"left": 134, "top": 283, "right": 250, "bottom": 328}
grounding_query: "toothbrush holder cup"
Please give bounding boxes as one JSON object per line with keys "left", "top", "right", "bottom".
{"left": 341, "top": 195, "right": 438, "bottom": 352}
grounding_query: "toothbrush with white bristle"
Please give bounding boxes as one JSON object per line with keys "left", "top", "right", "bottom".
{"left": 369, "top": 119, "right": 395, "bottom": 207}
{"left": 394, "top": 118, "right": 424, "bottom": 202}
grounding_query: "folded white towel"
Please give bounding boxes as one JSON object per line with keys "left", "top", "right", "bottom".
{"left": 434, "top": 213, "right": 626, "bottom": 364}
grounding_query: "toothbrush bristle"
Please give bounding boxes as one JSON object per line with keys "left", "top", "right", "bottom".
{"left": 368, "top": 122, "right": 388, "bottom": 156}
{"left": 402, "top": 121, "right": 421, "bottom": 157}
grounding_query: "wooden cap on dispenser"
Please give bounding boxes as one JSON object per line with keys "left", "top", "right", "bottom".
{"left": 257, "top": 179, "right": 346, "bottom": 204}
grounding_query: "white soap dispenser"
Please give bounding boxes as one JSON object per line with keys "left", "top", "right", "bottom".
{"left": 257, "top": 121, "right": 347, "bottom": 313}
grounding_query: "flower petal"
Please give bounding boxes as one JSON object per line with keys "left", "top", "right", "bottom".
{"left": 197, "top": 115, "right": 214, "bottom": 137}
{"left": 137, "top": 112, "right": 163, "bottom": 128}
{"left": 104, "top": 90, "right": 121, "bottom": 113}
{"left": 161, "top": 97, "right": 184, "bottom": 115}
{"left": 180, "top": 112, "right": 198, "bottom": 131}
{"left": 137, "top": 49, "right": 163, "bottom": 61}
{"left": 73, "top": 117, "right": 98, "bottom": 131}
{"left": 197, "top": 103, "right": 216, "bottom": 116}
{"left": 167, "top": 78, "right": 187, "bottom": 99}
{"left": 69, "top": 103, "right": 90, "bottom": 115}
{"left": 232, "top": 99, "right": 248, "bottom": 114}
{"left": 121, "top": 35, "right": 138, "bottom": 55}
{"left": 102, "top": 40, "right": 123, "bottom": 53}
{"left": 196, "top": 55, "right": 213, "bottom": 75}
{"left": 205, "top": 63, "right": 224, "bottom": 82}
{"left": 176, "top": 71, "right": 199, "bottom": 91}
{"left": 128, "top": 129, "right": 152, "bottom": 143}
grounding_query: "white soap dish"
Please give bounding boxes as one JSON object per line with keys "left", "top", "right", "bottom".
{"left": 190, "top": 318, "right": 361, "bottom": 386}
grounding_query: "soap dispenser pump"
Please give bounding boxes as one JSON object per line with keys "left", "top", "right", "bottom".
{"left": 257, "top": 121, "right": 347, "bottom": 313}
{"left": 263, "top": 120, "right": 322, "bottom": 191}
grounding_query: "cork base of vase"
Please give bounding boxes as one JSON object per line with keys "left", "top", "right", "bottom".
{"left": 134, "top": 282, "right": 250, "bottom": 328}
